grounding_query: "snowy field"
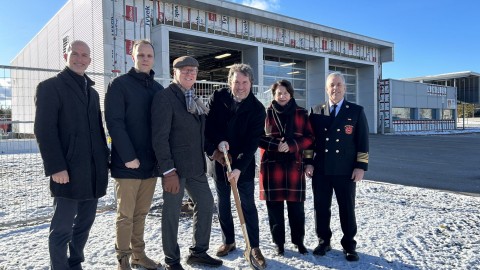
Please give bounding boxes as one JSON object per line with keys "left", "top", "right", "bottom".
{"left": 0, "top": 118, "right": 479, "bottom": 269}
{"left": 0, "top": 178, "right": 479, "bottom": 269}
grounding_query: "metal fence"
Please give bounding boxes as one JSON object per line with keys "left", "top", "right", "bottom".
{"left": 0, "top": 65, "right": 270, "bottom": 229}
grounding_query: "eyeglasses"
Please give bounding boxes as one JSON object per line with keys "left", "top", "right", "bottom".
{"left": 179, "top": 68, "right": 198, "bottom": 75}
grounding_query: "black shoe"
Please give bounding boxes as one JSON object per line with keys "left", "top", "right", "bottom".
{"left": 164, "top": 263, "right": 184, "bottom": 270}
{"left": 186, "top": 253, "right": 223, "bottom": 267}
{"left": 275, "top": 244, "right": 285, "bottom": 256}
{"left": 343, "top": 250, "right": 359, "bottom": 261}
{"left": 313, "top": 243, "right": 331, "bottom": 256}
{"left": 295, "top": 244, "right": 308, "bottom": 254}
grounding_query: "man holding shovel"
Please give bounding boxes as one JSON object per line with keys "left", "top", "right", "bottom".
{"left": 205, "top": 63, "right": 267, "bottom": 269}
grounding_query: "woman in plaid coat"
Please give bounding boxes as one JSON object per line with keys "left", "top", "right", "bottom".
{"left": 258, "top": 79, "right": 314, "bottom": 256}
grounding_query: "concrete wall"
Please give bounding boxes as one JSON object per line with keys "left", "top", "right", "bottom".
{"left": 358, "top": 65, "right": 377, "bottom": 133}
{"left": 306, "top": 58, "right": 327, "bottom": 110}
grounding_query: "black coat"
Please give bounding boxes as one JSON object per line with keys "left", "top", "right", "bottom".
{"left": 34, "top": 68, "right": 109, "bottom": 199}
{"left": 308, "top": 100, "right": 369, "bottom": 175}
{"left": 105, "top": 68, "right": 164, "bottom": 179}
{"left": 151, "top": 83, "right": 206, "bottom": 178}
{"left": 205, "top": 88, "right": 266, "bottom": 182}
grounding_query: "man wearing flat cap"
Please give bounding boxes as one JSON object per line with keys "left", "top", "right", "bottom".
{"left": 152, "top": 56, "right": 221, "bottom": 270}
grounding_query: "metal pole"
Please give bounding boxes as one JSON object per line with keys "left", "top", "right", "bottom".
{"left": 463, "top": 79, "right": 465, "bottom": 129}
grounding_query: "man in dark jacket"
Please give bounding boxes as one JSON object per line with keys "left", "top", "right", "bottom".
{"left": 34, "top": 40, "right": 109, "bottom": 270}
{"left": 205, "top": 64, "right": 267, "bottom": 268}
{"left": 305, "top": 72, "right": 369, "bottom": 262}
{"left": 152, "top": 56, "right": 222, "bottom": 270}
{"left": 105, "top": 40, "right": 163, "bottom": 270}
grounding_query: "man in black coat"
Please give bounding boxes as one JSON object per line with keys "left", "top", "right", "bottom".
{"left": 152, "top": 56, "right": 222, "bottom": 270}
{"left": 105, "top": 40, "right": 163, "bottom": 270}
{"left": 34, "top": 40, "right": 109, "bottom": 270}
{"left": 205, "top": 64, "right": 267, "bottom": 268}
{"left": 305, "top": 72, "right": 369, "bottom": 262}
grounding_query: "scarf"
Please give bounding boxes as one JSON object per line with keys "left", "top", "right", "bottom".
{"left": 271, "top": 98, "right": 296, "bottom": 140}
{"left": 177, "top": 83, "right": 209, "bottom": 115}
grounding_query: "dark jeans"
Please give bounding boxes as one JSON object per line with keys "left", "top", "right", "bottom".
{"left": 215, "top": 179, "right": 260, "bottom": 248}
{"left": 266, "top": 201, "right": 305, "bottom": 246}
{"left": 49, "top": 197, "right": 98, "bottom": 270}
{"left": 312, "top": 174, "right": 357, "bottom": 252}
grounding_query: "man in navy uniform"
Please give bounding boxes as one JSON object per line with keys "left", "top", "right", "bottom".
{"left": 305, "top": 72, "right": 369, "bottom": 262}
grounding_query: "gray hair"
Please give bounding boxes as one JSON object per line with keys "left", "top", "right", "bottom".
{"left": 326, "top": 72, "right": 346, "bottom": 86}
{"left": 227, "top": 64, "right": 255, "bottom": 85}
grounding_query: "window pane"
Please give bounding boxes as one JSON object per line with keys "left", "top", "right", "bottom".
{"left": 264, "top": 76, "right": 276, "bottom": 87}
{"left": 293, "top": 79, "right": 306, "bottom": 89}
{"left": 264, "top": 66, "right": 277, "bottom": 76}
{"left": 294, "top": 89, "right": 306, "bottom": 100}
{"left": 345, "top": 75, "right": 356, "bottom": 84}
{"left": 392, "top": 108, "right": 411, "bottom": 120}
{"left": 443, "top": 109, "right": 453, "bottom": 120}
{"left": 420, "top": 108, "right": 433, "bottom": 120}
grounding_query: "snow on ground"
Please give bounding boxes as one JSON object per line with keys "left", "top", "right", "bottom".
{"left": 1, "top": 118, "right": 479, "bottom": 269}
{"left": 0, "top": 179, "right": 479, "bottom": 270}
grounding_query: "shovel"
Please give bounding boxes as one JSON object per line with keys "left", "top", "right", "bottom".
{"left": 221, "top": 147, "right": 264, "bottom": 270}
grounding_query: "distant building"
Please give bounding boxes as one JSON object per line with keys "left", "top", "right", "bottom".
{"left": 11, "top": 0, "right": 394, "bottom": 134}
{"left": 403, "top": 71, "right": 480, "bottom": 108}
{"left": 379, "top": 79, "right": 457, "bottom": 133}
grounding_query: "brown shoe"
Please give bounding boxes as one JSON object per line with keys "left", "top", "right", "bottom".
{"left": 251, "top": 248, "right": 266, "bottom": 269}
{"left": 117, "top": 255, "right": 132, "bottom": 270}
{"left": 216, "top": 243, "right": 236, "bottom": 257}
{"left": 131, "top": 255, "right": 161, "bottom": 270}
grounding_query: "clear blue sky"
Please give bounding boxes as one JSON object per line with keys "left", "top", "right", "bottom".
{"left": 1, "top": 0, "right": 478, "bottom": 79}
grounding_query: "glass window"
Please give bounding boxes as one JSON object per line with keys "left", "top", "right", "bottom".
{"left": 294, "top": 89, "right": 306, "bottom": 100}
{"left": 443, "top": 109, "right": 453, "bottom": 120}
{"left": 293, "top": 79, "right": 306, "bottom": 89}
{"left": 419, "top": 108, "right": 433, "bottom": 120}
{"left": 392, "top": 108, "right": 411, "bottom": 120}
{"left": 346, "top": 93, "right": 356, "bottom": 103}
{"left": 329, "top": 65, "right": 357, "bottom": 103}
{"left": 263, "top": 55, "right": 306, "bottom": 103}
{"left": 263, "top": 76, "right": 276, "bottom": 87}
{"left": 345, "top": 75, "right": 356, "bottom": 85}
{"left": 264, "top": 66, "right": 277, "bottom": 76}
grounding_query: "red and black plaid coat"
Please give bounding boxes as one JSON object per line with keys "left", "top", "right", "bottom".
{"left": 258, "top": 104, "right": 314, "bottom": 202}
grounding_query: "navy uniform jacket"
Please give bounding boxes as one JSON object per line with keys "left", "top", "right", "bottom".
{"left": 306, "top": 100, "right": 369, "bottom": 176}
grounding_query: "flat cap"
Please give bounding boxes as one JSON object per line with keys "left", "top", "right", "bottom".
{"left": 173, "top": 56, "right": 199, "bottom": 68}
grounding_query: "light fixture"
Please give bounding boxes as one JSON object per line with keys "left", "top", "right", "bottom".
{"left": 215, "top": 53, "right": 231, "bottom": 59}
{"left": 280, "top": 62, "right": 295, "bottom": 67}
{"left": 225, "top": 64, "right": 235, "bottom": 69}
{"left": 287, "top": 71, "right": 301, "bottom": 75}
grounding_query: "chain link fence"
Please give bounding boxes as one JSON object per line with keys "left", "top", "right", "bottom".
{"left": 0, "top": 65, "right": 270, "bottom": 229}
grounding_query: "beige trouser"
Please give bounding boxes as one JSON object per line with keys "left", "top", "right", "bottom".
{"left": 115, "top": 177, "right": 157, "bottom": 260}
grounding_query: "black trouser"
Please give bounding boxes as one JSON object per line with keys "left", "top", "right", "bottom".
{"left": 49, "top": 197, "right": 98, "bottom": 270}
{"left": 312, "top": 174, "right": 357, "bottom": 252}
{"left": 266, "top": 200, "right": 305, "bottom": 246}
{"left": 215, "top": 178, "right": 260, "bottom": 248}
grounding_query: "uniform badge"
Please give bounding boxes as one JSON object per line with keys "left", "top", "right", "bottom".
{"left": 344, "top": 125, "right": 353, "bottom": 134}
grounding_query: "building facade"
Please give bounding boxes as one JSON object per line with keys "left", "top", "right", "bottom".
{"left": 379, "top": 79, "right": 457, "bottom": 133}
{"left": 11, "top": 0, "right": 394, "bottom": 133}
{"left": 403, "top": 71, "right": 480, "bottom": 116}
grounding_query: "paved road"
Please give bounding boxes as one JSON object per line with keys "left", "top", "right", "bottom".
{"left": 366, "top": 133, "right": 480, "bottom": 196}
